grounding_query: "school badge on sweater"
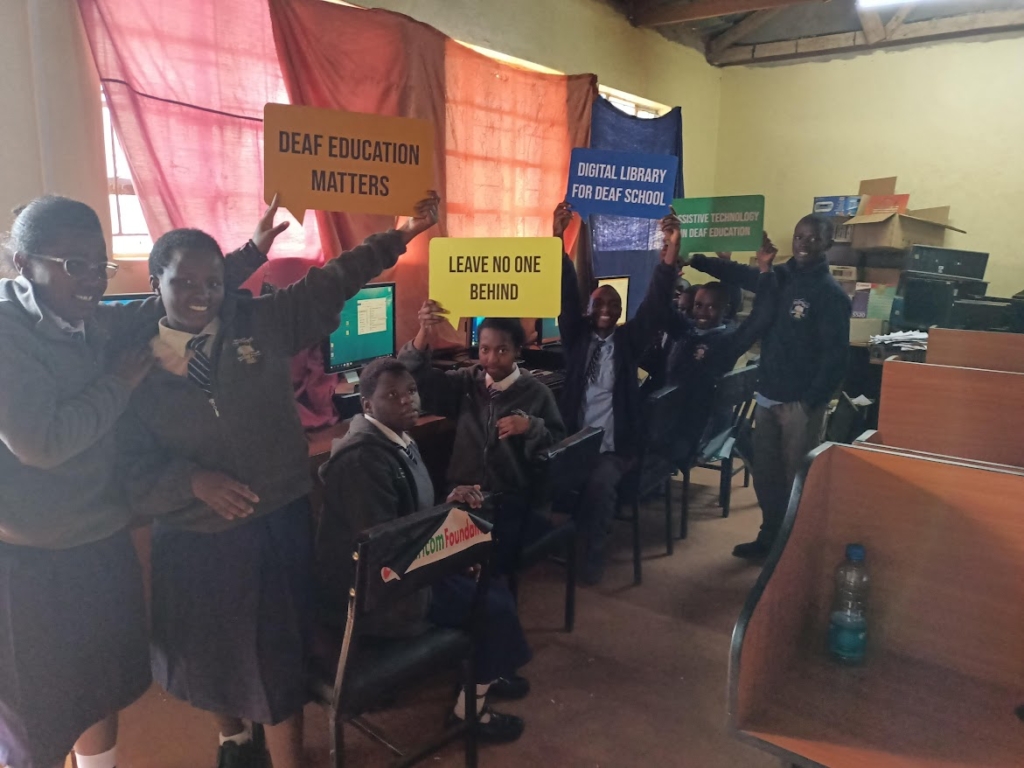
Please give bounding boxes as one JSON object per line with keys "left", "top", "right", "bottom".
{"left": 233, "top": 337, "right": 262, "bottom": 364}
{"left": 790, "top": 299, "right": 810, "bottom": 320}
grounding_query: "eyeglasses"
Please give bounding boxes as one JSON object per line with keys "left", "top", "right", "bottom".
{"left": 25, "top": 253, "right": 119, "bottom": 280}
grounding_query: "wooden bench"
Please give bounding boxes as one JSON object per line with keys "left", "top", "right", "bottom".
{"left": 729, "top": 442, "right": 1024, "bottom": 767}
{"left": 927, "top": 327, "right": 1024, "bottom": 373}
{"left": 867, "top": 360, "right": 1024, "bottom": 467}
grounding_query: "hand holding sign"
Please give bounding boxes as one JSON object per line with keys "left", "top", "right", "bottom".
{"left": 756, "top": 232, "right": 778, "bottom": 273}
{"left": 659, "top": 210, "right": 682, "bottom": 266}
{"left": 414, "top": 299, "right": 449, "bottom": 350}
{"left": 447, "top": 485, "right": 485, "bottom": 509}
{"left": 398, "top": 191, "right": 441, "bottom": 244}
{"left": 251, "top": 195, "right": 291, "bottom": 255}
{"left": 553, "top": 201, "right": 574, "bottom": 240}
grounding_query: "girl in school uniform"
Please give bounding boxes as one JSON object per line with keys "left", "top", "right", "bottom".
{"left": 118, "top": 193, "right": 439, "bottom": 768}
{"left": 0, "top": 195, "right": 275, "bottom": 768}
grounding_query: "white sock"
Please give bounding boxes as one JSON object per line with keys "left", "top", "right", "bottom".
{"left": 453, "top": 683, "right": 492, "bottom": 723}
{"left": 219, "top": 723, "right": 253, "bottom": 746}
{"left": 74, "top": 747, "right": 117, "bottom": 768}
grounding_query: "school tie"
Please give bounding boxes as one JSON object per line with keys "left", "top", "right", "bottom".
{"left": 585, "top": 339, "right": 606, "bottom": 384}
{"left": 186, "top": 335, "right": 213, "bottom": 398}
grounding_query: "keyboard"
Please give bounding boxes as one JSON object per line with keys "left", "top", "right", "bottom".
{"left": 529, "top": 368, "right": 565, "bottom": 390}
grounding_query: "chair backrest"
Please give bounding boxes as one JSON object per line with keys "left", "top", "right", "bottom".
{"left": 535, "top": 427, "right": 604, "bottom": 500}
{"left": 700, "top": 364, "right": 759, "bottom": 448}
{"left": 642, "top": 384, "right": 685, "bottom": 449}
{"left": 351, "top": 503, "right": 493, "bottom": 617}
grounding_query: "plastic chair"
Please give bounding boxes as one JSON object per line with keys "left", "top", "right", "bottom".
{"left": 309, "top": 503, "right": 494, "bottom": 768}
{"left": 508, "top": 427, "right": 604, "bottom": 632}
{"left": 679, "top": 365, "right": 759, "bottom": 539}
{"left": 616, "top": 384, "right": 685, "bottom": 585}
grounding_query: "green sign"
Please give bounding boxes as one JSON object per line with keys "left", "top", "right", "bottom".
{"left": 672, "top": 195, "right": 765, "bottom": 253}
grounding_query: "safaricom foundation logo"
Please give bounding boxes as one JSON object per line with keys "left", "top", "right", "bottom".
{"left": 381, "top": 508, "right": 492, "bottom": 582}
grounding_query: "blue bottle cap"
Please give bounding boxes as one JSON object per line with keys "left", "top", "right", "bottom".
{"left": 846, "top": 543, "right": 866, "bottom": 562}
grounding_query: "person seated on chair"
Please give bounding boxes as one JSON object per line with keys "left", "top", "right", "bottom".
{"left": 317, "top": 358, "right": 531, "bottom": 743}
{"left": 664, "top": 236, "right": 779, "bottom": 468}
{"left": 554, "top": 201, "right": 679, "bottom": 585}
{"left": 398, "top": 313, "right": 566, "bottom": 574}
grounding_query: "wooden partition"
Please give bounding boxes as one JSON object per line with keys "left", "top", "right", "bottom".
{"left": 875, "top": 359, "right": 1024, "bottom": 467}
{"left": 730, "top": 443, "right": 1024, "bottom": 767}
{"left": 927, "top": 327, "right": 1024, "bottom": 373}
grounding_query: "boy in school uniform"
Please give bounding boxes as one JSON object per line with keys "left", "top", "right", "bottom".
{"left": 554, "top": 202, "right": 679, "bottom": 585}
{"left": 317, "top": 358, "right": 532, "bottom": 743}
{"left": 398, "top": 313, "right": 566, "bottom": 572}
{"left": 662, "top": 237, "right": 779, "bottom": 467}
{"left": 686, "top": 214, "right": 851, "bottom": 559}
{"left": 118, "top": 193, "right": 439, "bottom": 768}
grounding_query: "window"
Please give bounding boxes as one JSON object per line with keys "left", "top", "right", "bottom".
{"left": 101, "top": 89, "right": 152, "bottom": 257}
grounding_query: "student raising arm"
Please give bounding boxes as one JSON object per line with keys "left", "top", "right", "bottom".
{"left": 555, "top": 201, "right": 679, "bottom": 584}
{"left": 118, "top": 192, "right": 439, "bottom": 768}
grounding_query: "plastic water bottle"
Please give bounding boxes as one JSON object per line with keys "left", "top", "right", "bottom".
{"left": 827, "top": 543, "right": 869, "bottom": 664}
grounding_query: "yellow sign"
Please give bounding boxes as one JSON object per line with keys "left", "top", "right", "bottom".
{"left": 263, "top": 103, "right": 435, "bottom": 221}
{"left": 429, "top": 238, "right": 562, "bottom": 320}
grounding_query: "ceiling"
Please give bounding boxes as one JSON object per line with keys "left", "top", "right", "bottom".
{"left": 612, "top": 0, "right": 1024, "bottom": 65}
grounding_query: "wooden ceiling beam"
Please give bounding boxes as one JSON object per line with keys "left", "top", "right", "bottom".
{"left": 636, "top": 0, "right": 815, "bottom": 27}
{"left": 857, "top": 10, "right": 886, "bottom": 45}
{"left": 710, "top": 8, "right": 1024, "bottom": 65}
{"left": 708, "top": 8, "right": 786, "bottom": 56}
{"left": 884, "top": 5, "right": 915, "bottom": 38}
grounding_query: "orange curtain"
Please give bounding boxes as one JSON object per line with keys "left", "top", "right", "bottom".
{"left": 268, "top": 0, "right": 595, "bottom": 344}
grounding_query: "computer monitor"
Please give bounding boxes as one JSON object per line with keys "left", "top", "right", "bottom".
{"left": 323, "top": 283, "right": 396, "bottom": 376}
{"left": 468, "top": 316, "right": 486, "bottom": 347}
{"left": 98, "top": 293, "right": 154, "bottom": 306}
{"left": 596, "top": 276, "right": 629, "bottom": 325}
{"left": 539, "top": 317, "right": 560, "bottom": 343}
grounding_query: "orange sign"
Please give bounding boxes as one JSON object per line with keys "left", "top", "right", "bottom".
{"left": 263, "top": 103, "right": 435, "bottom": 221}
{"left": 860, "top": 194, "right": 910, "bottom": 216}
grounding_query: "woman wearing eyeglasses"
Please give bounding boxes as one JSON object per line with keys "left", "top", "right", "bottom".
{"left": 0, "top": 195, "right": 278, "bottom": 768}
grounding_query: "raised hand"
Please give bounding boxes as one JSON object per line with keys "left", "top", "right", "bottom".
{"left": 553, "top": 201, "right": 574, "bottom": 239}
{"left": 398, "top": 190, "right": 441, "bottom": 243}
{"left": 659, "top": 210, "right": 682, "bottom": 266}
{"left": 756, "top": 232, "right": 778, "bottom": 273}
{"left": 252, "top": 194, "right": 291, "bottom": 255}
{"left": 412, "top": 299, "right": 449, "bottom": 351}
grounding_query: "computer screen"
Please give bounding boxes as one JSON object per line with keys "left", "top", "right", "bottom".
{"left": 324, "top": 283, "right": 396, "bottom": 374}
{"left": 98, "top": 293, "right": 155, "bottom": 306}
{"left": 597, "top": 276, "right": 629, "bottom": 325}
{"left": 539, "top": 317, "right": 560, "bottom": 342}
{"left": 468, "top": 316, "right": 486, "bottom": 347}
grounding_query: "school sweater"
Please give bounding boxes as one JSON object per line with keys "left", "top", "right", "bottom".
{"left": 316, "top": 414, "right": 434, "bottom": 635}
{"left": 690, "top": 254, "right": 851, "bottom": 408}
{"left": 0, "top": 246, "right": 266, "bottom": 549}
{"left": 662, "top": 270, "right": 777, "bottom": 446}
{"left": 119, "top": 231, "right": 406, "bottom": 533}
{"left": 397, "top": 343, "right": 566, "bottom": 499}
{"left": 558, "top": 253, "right": 676, "bottom": 457}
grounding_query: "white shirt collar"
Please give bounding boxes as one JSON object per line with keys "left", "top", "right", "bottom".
{"left": 365, "top": 415, "right": 414, "bottom": 449}
{"left": 592, "top": 329, "right": 615, "bottom": 345}
{"left": 157, "top": 317, "right": 221, "bottom": 358}
{"left": 485, "top": 363, "right": 521, "bottom": 391}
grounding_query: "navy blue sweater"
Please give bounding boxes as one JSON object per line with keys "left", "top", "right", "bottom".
{"left": 689, "top": 255, "right": 850, "bottom": 408}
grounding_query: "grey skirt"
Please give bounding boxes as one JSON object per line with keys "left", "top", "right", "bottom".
{"left": 150, "top": 498, "right": 314, "bottom": 725}
{"left": 0, "top": 530, "right": 151, "bottom": 768}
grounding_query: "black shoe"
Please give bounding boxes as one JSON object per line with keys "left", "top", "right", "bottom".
{"left": 216, "top": 736, "right": 268, "bottom": 768}
{"left": 447, "top": 707, "right": 525, "bottom": 743}
{"left": 489, "top": 674, "right": 530, "bottom": 700}
{"left": 732, "top": 540, "right": 770, "bottom": 560}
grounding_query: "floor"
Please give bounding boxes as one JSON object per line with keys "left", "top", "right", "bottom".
{"left": 112, "top": 469, "right": 780, "bottom": 768}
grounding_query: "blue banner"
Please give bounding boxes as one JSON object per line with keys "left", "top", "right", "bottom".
{"left": 567, "top": 147, "right": 678, "bottom": 220}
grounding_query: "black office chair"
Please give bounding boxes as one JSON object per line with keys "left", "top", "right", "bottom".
{"left": 679, "top": 365, "right": 759, "bottom": 539}
{"left": 309, "top": 504, "right": 494, "bottom": 768}
{"left": 508, "top": 427, "right": 604, "bottom": 632}
{"left": 616, "top": 384, "right": 685, "bottom": 585}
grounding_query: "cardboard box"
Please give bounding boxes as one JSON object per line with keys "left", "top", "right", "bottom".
{"left": 861, "top": 267, "right": 902, "bottom": 285}
{"left": 852, "top": 282, "right": 872, "bottom": 318}
{"left": 844, "top": 177, "right": 966, "bottom": 251}
{"left": 813, "top": 195, "right": 861, "bottom": 217}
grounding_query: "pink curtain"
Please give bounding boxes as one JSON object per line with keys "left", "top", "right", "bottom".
{"left": 268, "top": 0, "right": 596, "bottom": 343}
{"left": 77, "top": 0, "right": 320, "bottom": 258}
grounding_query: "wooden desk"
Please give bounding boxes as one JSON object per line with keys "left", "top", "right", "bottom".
{"left": 927, "top": 327, "right": 1024, "bottom": 373}
{"left": 730, "top": 444, "right": 1024, "bottom": 767}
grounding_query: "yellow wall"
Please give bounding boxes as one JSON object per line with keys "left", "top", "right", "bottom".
{"left": 715, "top": 36, "right": 1024, "bottom": 296}
{"left": 355, "top": 0, "right": 722, "bottom": 196}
